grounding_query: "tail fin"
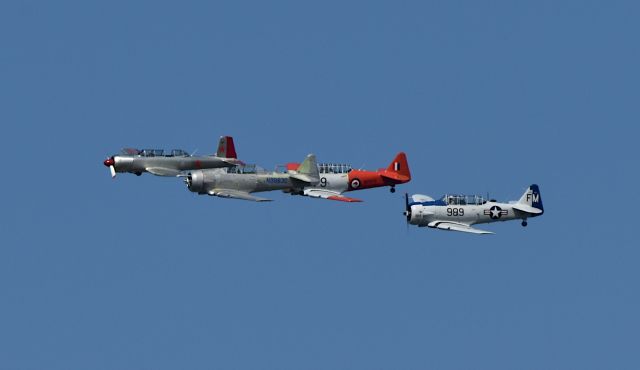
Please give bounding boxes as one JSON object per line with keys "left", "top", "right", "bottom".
{"left": 383, "top": 152, "right": 411, "bottom": 182}
{"left": 290, "top": 154, "right": 320, "bottom": 184}
{"left": 515, "top": 184, "right": 544, "bottom": 215}
{"left": 216, "top": 136, "right": 237, "bottom": 159}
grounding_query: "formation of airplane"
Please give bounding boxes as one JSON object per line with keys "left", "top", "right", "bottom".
{"left": 103, "top": 135, "right": 544, "bottom": 234}
{"left": 403, "top": 184, "right": 544, "bottom": 234}
{"left": 103, "top": 136, "right": 240, "bottom": 178}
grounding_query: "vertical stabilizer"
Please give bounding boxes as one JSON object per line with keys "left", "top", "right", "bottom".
{"left": 290, "top": 154, "right": 320, "bottom": 184}
{"left": 517, "top": 184, "right": 544, "bottom": 214}
{"left": 216, "top": 136, "right": 237, "bottom": 159}
{"left": 385, "top": 152, "right": 411, "bottom": 181}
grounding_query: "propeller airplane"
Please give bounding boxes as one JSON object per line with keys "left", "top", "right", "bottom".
{"left": 102, "top": 136, "right": 241, "bottom": 178}
{"left": 284, "top": 152, "right": 411, "bottom": 202}
{"left": 403, "top": 184, "right": 544, "bottom": 234}
{"left": 182, "top": 154, "right": 320, "bottom": 202}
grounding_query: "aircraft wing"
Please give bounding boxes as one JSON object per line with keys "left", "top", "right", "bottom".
{"left": 208, "top": 189, "right": 272, "bottom": 202}
{"left": 145, "top": 167, "right": 182, "bottom": 177}
{"left": 428, "top": 221, "right": 494, "bottom": 234}
{"left": 303, "top": 189, "right": 362, "bottom": 203}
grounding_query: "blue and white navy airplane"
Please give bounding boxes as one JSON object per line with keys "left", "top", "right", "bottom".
{"left": 403, "top": 184, "right": 544, "bottom": 234}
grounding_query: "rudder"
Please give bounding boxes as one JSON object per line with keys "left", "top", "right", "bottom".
{"left": 216, "top": 136, "right": 237, "bottom": 159}
{"left": 386, "top": 152, "right": 411, "bottom": 180}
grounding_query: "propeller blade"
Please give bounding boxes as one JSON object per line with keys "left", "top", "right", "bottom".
{"left": 404, "top": 193, "right": 411, "bottom": 233}
{"left": 404, "top": 193, "right": 411, "bottom": 222}
{"left": 104, "top": 157, "right": 116, "bottom": 178}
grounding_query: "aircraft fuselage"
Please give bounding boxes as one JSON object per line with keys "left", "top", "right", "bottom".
{"left": 407, "top": 201, "right": 528, "bottom": 227}
{"left": 108, "top": 155, "right": 236, "bottom": 176}
{"left": 186, "top": 169, "right": 303, "bottom": 195}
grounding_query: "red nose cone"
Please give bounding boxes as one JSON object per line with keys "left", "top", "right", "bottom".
{"left": 104, "top": 157, "right": 115, "bottom": 167}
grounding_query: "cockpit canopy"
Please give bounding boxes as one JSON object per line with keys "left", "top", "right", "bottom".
{"left": 120, "top": 149, "right": 190, "bottom": 157}
{"left": 441, "top": 194, "right": 487, "bottom": 205}
{"left": 318, "top": 163, "right": 352, "bottom": 174}
{"left": 169, "top": 149, "right": 189, "bottom": 157}
{"left": 140, "top": 149, "right": 165, "bottom": 157}
{"left": 274, "top": 165, "right": 288, "bottom": 174}
{"left": 227, "top": 164, "right": 263, "bottom": 174}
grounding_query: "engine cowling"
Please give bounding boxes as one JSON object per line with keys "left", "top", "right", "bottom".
{"left": 113, "top": 155, "right": 134, "bottom": 172}
{"left": 185, "top": 170, "right": 207, "bottom": 194}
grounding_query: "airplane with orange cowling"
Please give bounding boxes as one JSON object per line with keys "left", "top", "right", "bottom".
{"left": 283, "top": 152, "right": 411, "bottom": 202}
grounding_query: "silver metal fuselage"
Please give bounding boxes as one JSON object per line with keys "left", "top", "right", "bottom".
{"left": 187, "top": 169, "right": 301, "bottom": 195}
{"left": 112, "top": 155, "right": 235, "bottom": 175}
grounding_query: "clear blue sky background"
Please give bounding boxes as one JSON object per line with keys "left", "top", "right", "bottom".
{"left": 1, "top": 1, "right": 638, "bottom": 369}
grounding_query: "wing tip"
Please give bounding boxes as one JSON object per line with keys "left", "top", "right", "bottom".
{"left": 327, "top": 196, "right": 363, "bottom": 203}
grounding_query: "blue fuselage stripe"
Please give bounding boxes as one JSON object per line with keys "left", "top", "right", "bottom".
{"left": 409, "top": 200, "right": 447, "bottom": 206}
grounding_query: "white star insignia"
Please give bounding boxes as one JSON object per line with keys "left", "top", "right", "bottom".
{"left": 491, "top": 208, "right": 501, "bottom": 218}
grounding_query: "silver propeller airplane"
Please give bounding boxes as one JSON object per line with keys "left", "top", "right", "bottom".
{"left": 103, "top": 136, "right": 241, "bottom": 178}
{"left": 403, "top": 184, "right": 544, "bottom": 234}
{"left": 183, "top": 154, "right": 320, "bottom": 202}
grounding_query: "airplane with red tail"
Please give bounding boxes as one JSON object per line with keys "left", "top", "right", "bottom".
{"left": 284, "top": 152, "right": 411, "bottom": 202}
{"left": 102, "top": 136, "right": 241, "bottom": 178}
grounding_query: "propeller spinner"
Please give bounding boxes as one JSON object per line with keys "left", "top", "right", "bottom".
{"left": 103, "top": 157, "right": 116, "bottom": 178}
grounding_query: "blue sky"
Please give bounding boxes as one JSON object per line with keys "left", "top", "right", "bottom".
{"left": 1, "top": 1, "right": 638, "bottom": 369}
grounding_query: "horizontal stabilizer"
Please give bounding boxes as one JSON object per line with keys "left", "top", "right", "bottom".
{"left": 303, "top": 189, "right": 363, "bottom": 203}
{"left": 221, "top": 158, "right": 244, "bottom": 166}
{"left": 427, "top": 221, "right": 494, "bottom": 234}
{"left": 208, "top": 189, "right": 272, "bottom": 202}
{"left": 512, "top": 204, "right": 543, "bottom": 214}
{"left": 380, "top": 172, "right": 411, "bottom": 183}
{"left": 290, "top": 173, "right": 318, "bottom": 184}
{"left": 145, "top": 167, "right": 182, "bottom": 177}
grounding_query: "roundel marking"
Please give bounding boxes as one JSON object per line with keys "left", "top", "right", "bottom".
{"left": 350, "top": 178, "right": 361, "bottom": 189}
{"left": 489, "top": 205, "right": 502, "bottom": 219}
